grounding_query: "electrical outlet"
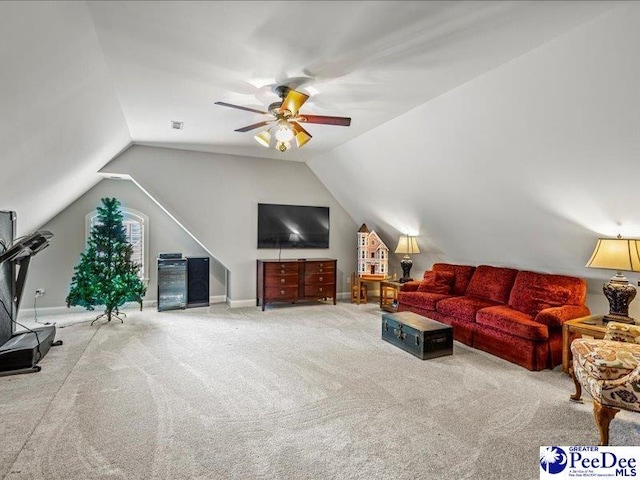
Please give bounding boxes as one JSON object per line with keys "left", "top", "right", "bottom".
{"left": 35, "top": 288, "right": 45, "bottom": 297}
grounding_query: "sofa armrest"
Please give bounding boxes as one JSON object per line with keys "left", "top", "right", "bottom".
{"left": 400, "top": 281, "right": 421, "bottom": 292}
{"left": 604, "top": 322, "right": 640, "bottom": 344}
{"left": 534, "top": 305, "right": 591, "bottom": 329}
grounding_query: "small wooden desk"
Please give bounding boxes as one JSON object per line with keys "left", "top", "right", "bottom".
{"left": 562, "top": 315, "right": 606, "bottom": 374}
{"left": 380, "top": 280, "right": 403, "bottom": 312}
{"left": 353, "top": 275, "right": 389, "bottom": 305}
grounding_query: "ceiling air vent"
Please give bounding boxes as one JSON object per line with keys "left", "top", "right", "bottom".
{"left": 170, "top": 121, "right": 184, "bottom": 130}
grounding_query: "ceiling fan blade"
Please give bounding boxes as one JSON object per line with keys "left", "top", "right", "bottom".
{"left": 280, "top": 90, "right": 309, "bottom": 116}
{"left": 214, "top": 101, "right": 268, "bottom": 115}
{"left": 235, "top": 121, "right": 274, "bottom": 133}
{"left": 295, "top": 114, "right": 351, "bottom": 127}
{"left": 290, "top": 121, "right": 312, "bottom": 148}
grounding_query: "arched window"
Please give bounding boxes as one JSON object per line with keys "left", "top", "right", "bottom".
{"left": 86, "top": 207, "right": 149, "bottom": 282}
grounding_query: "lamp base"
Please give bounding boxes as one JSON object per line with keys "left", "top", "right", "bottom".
{"left": 602, "top": 276, "right": 637, "bottom": 324}
{"left": 602, "top": 314, "right": 637, "bottom": 325}
{"left": 399, "top": 256, "right": 413, "bottom": 284}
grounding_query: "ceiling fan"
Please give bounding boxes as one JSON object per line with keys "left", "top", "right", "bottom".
{"left": 215, "top": 86, "right": 351, "bottom": 152}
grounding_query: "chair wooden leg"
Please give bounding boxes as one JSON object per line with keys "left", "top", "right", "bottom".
{"left": 569, "top": 367, "right": 582, "bottom": 402}
{"left": 593, "top": 400, "right": 619, "bottom": 446}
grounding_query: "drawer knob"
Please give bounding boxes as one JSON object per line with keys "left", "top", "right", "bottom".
{"left": 319, "top": 287, "right": 323, "bottom": 292}
{"left": 280, "top": 278, "right": 285, "bottom": 284}
{"left": 319, "top": 268, "right": 323, "bottom": 272}
{"left": 319, "top": 277, "right": 323, "bottom": 282}
{"left": 280, "top": 290, "right": 285, "bottom": 295}
{"left": 281, "top": 270, "right": 285, "bottom": 274}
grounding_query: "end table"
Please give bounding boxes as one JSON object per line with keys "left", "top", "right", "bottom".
{"left": 380, "top": 280, "right": 403, "bottom": 312}
{"left": 562, "top": 315, "right": 606, "bottom": 374}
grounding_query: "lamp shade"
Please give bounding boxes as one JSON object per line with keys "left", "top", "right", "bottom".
{"left": 395, "top": 236, "right": 420, "bottom": 255}
{"left": 291, "top": 122, "right": 312, "bottom": 148}
{"left": 254, "top": 130, "right": 271, "bottom": 147}
{"left": 585, "top": 238, "right": 640, "bottom": 272}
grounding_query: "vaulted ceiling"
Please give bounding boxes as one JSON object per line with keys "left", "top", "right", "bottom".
{"left": 0, "top": 1, "right": 620, "bottom": 235}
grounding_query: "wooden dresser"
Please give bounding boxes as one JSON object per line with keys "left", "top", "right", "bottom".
{"left": 256, "top": 258, "right": 337, "bottom": 311}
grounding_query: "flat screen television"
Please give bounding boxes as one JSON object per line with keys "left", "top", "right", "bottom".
{"left": 258, "top": 203, "right": 329, "bottom": 249}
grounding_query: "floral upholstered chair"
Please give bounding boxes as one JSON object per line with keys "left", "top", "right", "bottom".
{"left": 570, "top": 321, "right": 640, "bottom": 445}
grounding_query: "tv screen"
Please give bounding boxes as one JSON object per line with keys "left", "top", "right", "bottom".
{"left": 258, "top": 203, "right": 329, "bottom": 249}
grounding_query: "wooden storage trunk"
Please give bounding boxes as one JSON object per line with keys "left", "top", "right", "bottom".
{"left": 382, "top": 311, "right": 453, "bottom": 360}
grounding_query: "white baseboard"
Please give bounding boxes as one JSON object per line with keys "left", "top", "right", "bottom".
{"left": 22, "top": 292, "right": 343, "bottom": 315}
{"left": 18, "top": 300, "right": 155, "bottom": 319}
{"left": 210, "top": 295, "right": 226, "bottom": 304}
{"left": 18, "top": 296, "right": 227, "bottom": 318}
{"left": 227, "top": 298, "right": 257, "bottom": 308}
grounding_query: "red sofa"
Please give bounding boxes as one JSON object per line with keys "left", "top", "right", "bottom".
{"left": 397, "top": 263, "right": 590, "bottom": 371}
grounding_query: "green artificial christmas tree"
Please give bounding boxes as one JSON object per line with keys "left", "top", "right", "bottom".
{"left": 67, "top": 197, "right": 147, "bottom": 324}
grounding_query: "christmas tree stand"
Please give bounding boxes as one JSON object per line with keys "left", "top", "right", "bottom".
{"left": 91, "top": 310, "right": 126, "bottom": 326}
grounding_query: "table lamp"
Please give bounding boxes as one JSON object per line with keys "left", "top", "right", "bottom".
{"left": 395, "top": 234, "right": 420, "bottom": 283}
{"left": 585, "top": 235, "right": 640, "bottom": 324}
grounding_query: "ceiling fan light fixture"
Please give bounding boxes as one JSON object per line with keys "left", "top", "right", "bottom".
{"left": 276, "top": 141, "right": 291, "bottom": 152}
{"left": 275, "top": 122, "right": 294, "bottom": 143}
{"left": 215, "top": 87, "right": 351, "bottom": 152}
{"left": 254, "top": 130, "right": 271, "bottom": 147}
{"left": 295, "top": 133, "right": 311, "bottom": 149}
{"left": 291, "top": 122, "right": 312, "bottom": 148}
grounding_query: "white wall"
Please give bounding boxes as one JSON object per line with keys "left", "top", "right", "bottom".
{"left": 20, "top": 178, "right": 225, "bottom": 316}
{"left": 309, "top": 4, "right": 640, "bottom": 317}
{"left": 101, "top": 146, "right": 357, "bottom": 305}
{"left": 0, "top": 2, "right": 131, "bottom": 236}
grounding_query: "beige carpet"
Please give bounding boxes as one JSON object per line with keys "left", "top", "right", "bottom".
{"left": 1, "top": 301, "right": 638, "bottom": 479}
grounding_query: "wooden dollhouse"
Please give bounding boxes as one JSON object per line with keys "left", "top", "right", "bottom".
{"left": 357, "top": 224, "right": 389, "bottom": 279}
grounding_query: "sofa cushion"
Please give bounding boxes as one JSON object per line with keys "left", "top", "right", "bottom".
{"left": 465, "top": 265, "right": 518, "bottom": 303}
{"left": 397, "top": 291, "right": 453, "bottom": 311}
{"left": 508, "top": 271, "right": 587, "bottom": 316}
{"left": 476, "top": 305, "right": 548, "bottom": 341}
{"left": 436, "top": 296, "right": 501, "bottom": 323}
{"left": 417, "top": 270, "right": 455, "bottom": 294}
{"left": 473, "top": 325, "right": 552, "bottom": 371}
{"left": 432, "top": 263, "right": 476, "bottom": 296}
{"left": 399, "top": 281, "right": 421, "bottom": 292}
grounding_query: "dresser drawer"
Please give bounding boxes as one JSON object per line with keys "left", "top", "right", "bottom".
{"left": 265, "top": 274, "right": 299, "bottom": 287}
{"left": 257, "top": 258, "right": 336, "bottom": 310}
{"left": 265, "top": 263, "right": 299, "bottom": 275}
{"left": 305, "top": 261, "right": 335, "bottom": 274}
{"left": 305, "top": 273, "right": 334, "bottom": 285}
{"left": 304, "top": 284, "right": 334, "bottom": 297}
{"left": 265, "top": 286, "right": 299, "bottom": 301}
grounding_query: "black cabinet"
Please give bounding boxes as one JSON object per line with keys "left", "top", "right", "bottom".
{"left": 186, "top": 257, "right": 209, "bottom": 308}
{"left": 158, "top": 256, "right": 210, "bottom": 311}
